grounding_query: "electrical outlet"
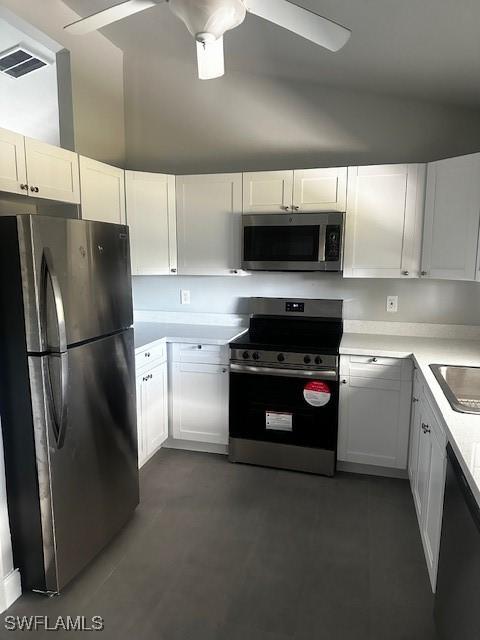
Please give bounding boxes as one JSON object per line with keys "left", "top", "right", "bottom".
{"left": 386, "top": 296, "right": 398, "bottom": 313}
{"left": 180, "top": 289, "right": 190, "bottom": 305}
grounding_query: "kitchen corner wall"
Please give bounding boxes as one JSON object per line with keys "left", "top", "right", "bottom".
{"left": 133, "top": 274, "right": 480, "bottom": 326}
{"left": 0, "top": 2, "right": 126, "bottom": 166}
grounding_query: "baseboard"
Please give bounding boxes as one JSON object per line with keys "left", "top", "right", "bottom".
{"left": 0, "top": 569, "right": 21, "bottom": 613}
{"left": 337, "top": 460, "right": 408, "bottom": 479}
{"left": 163, "top": 439, "right": 228, "bottom": 455}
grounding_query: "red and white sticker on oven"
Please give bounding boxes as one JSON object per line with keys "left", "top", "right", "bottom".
{"left": 303, "top": 381, "right": 331, "bottom": 407}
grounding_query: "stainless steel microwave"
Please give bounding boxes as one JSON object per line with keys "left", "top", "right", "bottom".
{"left": 241, "top": 212, "right": 344, "bottom": 272}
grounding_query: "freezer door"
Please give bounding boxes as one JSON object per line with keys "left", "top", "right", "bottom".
{"left": 18, "top": 215, "right": 133, "bottom": 352}
{"left": 28, "top": 329, "right": 138, "bottom": 593}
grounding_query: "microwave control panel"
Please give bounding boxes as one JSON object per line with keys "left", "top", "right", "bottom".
{"left": 325, "top": 225, "right": 341, "bottom": 262}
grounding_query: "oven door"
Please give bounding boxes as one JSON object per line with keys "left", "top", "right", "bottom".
{"left": 241, "top": 212, "right": 343, "bottom": 271}
{"left": 229, "top": 367, "right": 339, "bottom": 451}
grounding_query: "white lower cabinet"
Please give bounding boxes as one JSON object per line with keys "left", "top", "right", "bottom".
{"left": 136, "top": 357, "right": 168, "bottom": 468}
{"left": 408, "top": 376, "right": 447, "bottom": 591}
{"left": 170, "top": 344, "right": 229, "bottom": 445}
{"left": 338, "top": 355, "right": 412, "bottom": 469}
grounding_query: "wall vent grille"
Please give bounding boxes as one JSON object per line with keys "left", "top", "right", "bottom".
{"left": 0, "top": 46, "right": 50, "bottom": 78}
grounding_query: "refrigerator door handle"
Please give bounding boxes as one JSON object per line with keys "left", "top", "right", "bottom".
{"left": 41, "top": 248, "right": 67, "bottom": 353}
{"left": 46, "top": 351, "right": 69, "bottom": 449}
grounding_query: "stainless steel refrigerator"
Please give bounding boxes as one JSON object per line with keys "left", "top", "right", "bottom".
{"left": 0, "top": 215, "right": 139, "bottom": 595}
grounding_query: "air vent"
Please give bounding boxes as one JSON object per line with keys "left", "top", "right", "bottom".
{"left": 0, "top": 46, "right": 50, "bottom": 79}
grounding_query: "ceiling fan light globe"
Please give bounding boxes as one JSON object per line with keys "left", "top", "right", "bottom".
{"left": 169, "top": 0, "right": 246, "bottom": 39}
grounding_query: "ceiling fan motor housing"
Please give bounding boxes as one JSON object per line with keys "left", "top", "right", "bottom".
{"left": 169, "top": 0, "right": 246, "bottom": 41}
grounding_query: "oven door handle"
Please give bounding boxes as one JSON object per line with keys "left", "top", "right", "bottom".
{"left": 230, "top": 363, "right": 338, "bottom": 380}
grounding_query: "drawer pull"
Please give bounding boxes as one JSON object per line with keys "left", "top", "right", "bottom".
{"left": 370, "top": 357, "right": 378, "bottom": 363}
{"left": 412, "top": 397, "right": 419, "bottom": 403}
{"left": 145, "top": 352, "right": 150, "bottom": 357}
{"left": 421, "top": 422, "right": 431, "bottom": 434}
{"left": 197, "top": 345, "right": 202, "bottom": 349}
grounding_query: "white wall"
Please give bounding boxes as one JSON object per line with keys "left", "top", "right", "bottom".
{"left": 0, "top": 2, "right": 126, "bottom": 165}
{"left": 0, "top": 19, "right": 60, "bottom": 145}
{"left": 133, "top": 274, "right": 480, "bottom": 326}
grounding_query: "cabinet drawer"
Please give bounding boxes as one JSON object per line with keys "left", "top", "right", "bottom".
{"left": 343, "top": 355, "right": 403, "bottom": 380}
{"left": 172, "top": 342, "right": 228, "bottom": 365}
{"left": 136, "top": 341, "right": 167, "bottom": 369}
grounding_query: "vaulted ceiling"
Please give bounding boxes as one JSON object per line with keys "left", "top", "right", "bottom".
{"left": 63, "top": 0, "right": 480, "bottom": 173}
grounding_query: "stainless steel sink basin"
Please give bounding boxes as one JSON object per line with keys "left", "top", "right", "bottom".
{"left": 430, "top": 364, "right": 480, "bottom": 414}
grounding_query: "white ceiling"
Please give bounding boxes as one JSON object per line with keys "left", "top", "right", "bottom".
{"left": 64, "top": 0, "right": 480, "bottom": 106}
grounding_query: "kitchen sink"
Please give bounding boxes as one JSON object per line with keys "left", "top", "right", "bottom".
{"left": 430, "top": 364, "right": 480, "bottom": 414}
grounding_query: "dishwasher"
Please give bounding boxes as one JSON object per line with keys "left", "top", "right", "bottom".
{"left": 434, "top": 443, "right": 480, "bottom": 639}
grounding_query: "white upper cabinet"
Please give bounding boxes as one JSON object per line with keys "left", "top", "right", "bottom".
{"left": 242, "top": 170, "right": 293, "bottom": 213}
{"left": 24, "top": 137, "right": 80, "bottom": 203}
{"left": 79, "top": 156, "right": 125, "bottom": 224}
{"left": 176, "top": 173, "right": 243, "bottom": 275}
{"left": 421, "top": 154, "right": 480, "bottom": 281}
{"left": 292, "top": 167, "right": 347, "bottom": 212}
{"left": 343, "top": 164, "right": 426, "bottom": 278}
{"left": 125, "top": 171, "right": 177, "bottom": 275}
{"left": 0, "top": 127, "right": 27, "bottom": 195}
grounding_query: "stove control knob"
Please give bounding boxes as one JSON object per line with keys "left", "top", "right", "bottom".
{"left": 277, "top": 353, "right": 285, "bottom": 362}
{"left": 252, "top": 352, "right": 260, "bottom": 360}
{"left": 242, "top": 351, "right": 250, "bottom": 359}
{"left": 314, "top": 356, "right": 323, "bottom": 365}
{"left": 304, "top": 355, "right": 311, "bottom": 364}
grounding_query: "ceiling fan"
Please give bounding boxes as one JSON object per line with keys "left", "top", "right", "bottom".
{"left": 64, "top": 0, "right": 351, "bottom": 80}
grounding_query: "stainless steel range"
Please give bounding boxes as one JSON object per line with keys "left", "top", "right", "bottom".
{"left": 229, "top": 298, "right": 343, "bottom": 476}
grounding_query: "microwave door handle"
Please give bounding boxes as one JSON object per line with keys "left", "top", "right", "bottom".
{"left": 318, "top": 224, "right": 326, "bottom": 262}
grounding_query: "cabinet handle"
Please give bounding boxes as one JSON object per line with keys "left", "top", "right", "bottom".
{"left": 412, "top": 397, "right": 419, "bottom": 403}
{"left": 293, "top": 205, "right": 300, "bottom": 211}
{"left": 171, "top": 268, "right": 177, "bottom": 273}
{"left": 222, "top": 368, "right": 227, "bottom": 373}
{"left": 284, "top": 206, "right": 291, "bottom": 211}
{"left": 20, "top": 183, "right": 28, "bottom": 191}
{"left": 145, "top": 352, "right": 150, "bottom": 357}
{"left": 30, "top": 186, "right": 39, "bottom": 193}
{"left": 402, "top": 270, "right": 409, "bottom": 276}
{"left": 341, "top": 379, "right": 347, "bottom": 384}
{"left": 197, "top": 345, "right": 202, "bottom": 349}
{"left": 370, "top": 357, "right": 378, "bottom": 363}
{"left": 421, "top": 422, "right": 431, "bottom": 434}
{"left": 420, "top": 271, "right": 428, "bottom": 276}
{"left": 231, "top": 269, "right": 238, "bottom": 274}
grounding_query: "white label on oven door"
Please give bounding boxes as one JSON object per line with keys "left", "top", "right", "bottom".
{"left": 265, "top": 412, "right": 293, "bottom": 431}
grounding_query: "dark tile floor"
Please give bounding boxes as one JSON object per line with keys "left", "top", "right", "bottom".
{"left": 3, "top": 450, "right": 438, "bottom": 639}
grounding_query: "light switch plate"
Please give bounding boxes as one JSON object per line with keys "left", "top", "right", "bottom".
{"left": 386, "top": 296, "right": 398, "bottom": 313}
{"left": 180, "top": 289, "right": 190, "bottom": 305}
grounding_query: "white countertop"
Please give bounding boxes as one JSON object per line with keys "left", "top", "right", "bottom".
{"left": 134, "top": 322, "right": 247, "bottom": 350}
{"left": 341, "top": 332, "right": 480, "bottom": 507}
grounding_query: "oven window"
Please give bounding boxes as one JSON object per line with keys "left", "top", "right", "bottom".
{"left": 244, "top": 225, "right": 320, "bottom": 262}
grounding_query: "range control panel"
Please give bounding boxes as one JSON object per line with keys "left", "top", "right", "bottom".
{"left": 285, "top": 301, "right": 304, "bottom": 313}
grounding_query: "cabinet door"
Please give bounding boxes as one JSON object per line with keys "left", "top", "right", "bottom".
{"left": 126, "top": 171, "right": 176, "bottom": 275}
{"left": 171, "top": 362, "right": 229, "bottom": 444}
{"left": 136, "top": 372, "right": 147, "bottom": 468}
{"left": 176, "top": 173, "right": 242, "bottom": 275}
{"left": 0, "top": 127, "right": 27, "bottom": 195}
{"left": 143, "top": 362, "right": 168, "bottom": 456}
{"left": 24, "top": 137, "right": 80, "bottom": 203}
{"left": 421, "top": 154, "right": 480, "bottom": 281}
{"left": 408, "top": 371, "right": 422, "bottom": 490}
{"left": 242, "top": 170, "right": 293, "bottom": 213}
{"left": 338, "top": 373, "right": 411, "bottom": 468}
{"left": 423, "top": 430, "right": 446, "bottom": 590}
{"left": 344, "top": 164, "right": 425, "bottom": 278}
{"left": 80, "top": 156, "right": 125, "bottom": 224}
{"left": 292, "top": 167, "right": 347, "bottom": 212}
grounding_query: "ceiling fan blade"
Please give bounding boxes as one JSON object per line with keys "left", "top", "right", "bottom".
{"left": 64, "top": 0, "right": 158, "bottom": 35}
{"left": 196, "top": 37, "right": 225, "bottom": 80}
{"left": 244, "top": 0, "right": 351, "bottom": 51}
